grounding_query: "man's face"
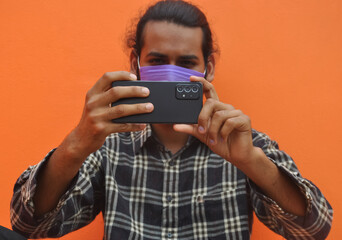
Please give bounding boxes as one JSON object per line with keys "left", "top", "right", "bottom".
{"left": 139, "top": 21, "right": 207, "bottom": 73}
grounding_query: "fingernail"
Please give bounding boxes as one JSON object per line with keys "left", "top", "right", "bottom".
{"left": 130, "top": 73, "right": 137, "bottom": 80}
{"left": 198, "top": 126, "right": 205, "bottom": 133}
{"left": 145, "top": 103, "right": 153, "bottom": 110}
{"left": 209, "top": 139, "right": 215, "bottom": 145}
{"left": 141, "top": 87, "right": 149, "bottom": 95}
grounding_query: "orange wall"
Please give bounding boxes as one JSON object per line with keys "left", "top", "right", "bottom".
{"left": 0, "top": 0, "right": 341, "bottom": 239}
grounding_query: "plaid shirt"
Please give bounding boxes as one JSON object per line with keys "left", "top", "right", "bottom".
{"left": 11, "top": 126, "right": 333, "bottom": 239}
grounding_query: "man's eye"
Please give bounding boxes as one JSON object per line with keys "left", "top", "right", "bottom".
{"left": 149, "top": 58, "right": 165, "bottom": 65}
{"left": 179, "top": 61, "right": 196, "bottom": 68}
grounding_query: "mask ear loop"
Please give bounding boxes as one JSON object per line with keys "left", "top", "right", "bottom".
{"left": 203, "top": 61, "right": 207, "bottom": 79}
{"left": 136, "top": 55, "right": 141, "bottom": 80}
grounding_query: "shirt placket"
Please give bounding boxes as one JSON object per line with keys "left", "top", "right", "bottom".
{"left": 160, "top": 146, "right": 179, "bottom": 240}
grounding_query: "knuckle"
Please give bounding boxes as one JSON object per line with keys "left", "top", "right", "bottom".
{"left": 235, "top": 109, "right": 243, "bottom": 115}
{"left": 226, "top": 118, "right": 234, "bottom": 125}
{"left": 224, "top": 103, "right": 234, "bottom": 110}
{"left": 207, "top": 82, "right": 214, "bottom": 90}
{"left": 109, "top": 87, "right": 119, "bottom": 96}
{"left": 117, "top": 123, "right": 130, "bottom": 131}
{"left": 208, "top": 127, "right": 216, "bottom": 136}
{"left": 85, "top": 90, "right": 93, "bottom": 101}
{"left": 84, "top": 95, "right": 99, "bottom": 112}
{"left": 244, "top": 115, "right": 251, "bottom": 123}
{"left": 197, "top": 115, "right": 207, "bottom": 124}
{"left": 117, "top": 70, "right": 126, "bottom": 75}
{"left": 113, "top": 105, "right": 125, "bottom": 116}
{"left": 102, "top": 72, "right": 111, "bottom": 79}
{"left": 116, "top": 71, "right": 128, "bottom": 80}
{"left": 92, "top": 123, "right": 106, "bottom": 135}
{"left": 85, "top": 99, "right": 95, "bottom": 112}
{"left": 206, "top": 98, "right": 215, "bottom": 105}
{"left": 85, "top": 102, "right": 92, "bottom": 112}
{"left": 213, "top": 110, "right": 224, "bottom": 119}
{"left": 87, "top": 111, "right": 99, "bottom": 123}
{"left": 206, "top": 98, "right": 219, "bottom": 107}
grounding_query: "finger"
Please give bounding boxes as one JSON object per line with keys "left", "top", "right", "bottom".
{"left": 206, "top": 109, "right": 230, "bottom": 145}
{"left": 85, "top": 85, "right": 150, "bottom": 111}
{"left": 108, "top": 102, "right": 154, "bottom": 120}
{"left": 197, "top": 99, "right": 234, "bottom": 134}
{"left": 92, "top": 71, "right": 137, "bottom": 94}
{"left": 207, "top": 109, "right": 245, "bottom": 145}
{"left": 220, "top": 114, "right": 251, "bottom": 141}
{"left": 173, "top": 124, "right": 203, "bottom": 140}
{"left": 174, "top": 124, "right": 214, "bottom": 147}
{"left": 104, "top": 85, "right": 150, "bottom": 107}
{"left": 190, "top": 76, "right": 219, "bottom": 100}
{"left": 107, "top": 123, "right": 148, "bottom": 133}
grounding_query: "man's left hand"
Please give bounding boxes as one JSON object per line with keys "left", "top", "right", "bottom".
{"left": 173, "top": 76, "right": 258, "bottom": 167}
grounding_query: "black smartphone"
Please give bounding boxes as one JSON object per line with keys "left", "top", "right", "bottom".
{"left": 111, "top": 81, "right": 203, "bottom": 123}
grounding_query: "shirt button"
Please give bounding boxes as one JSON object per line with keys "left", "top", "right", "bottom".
{"left": 167, "top": 232, "right": 172, "bottom": 238}
{"left": 169, "top": 160, "right": 175, "bottom": 166}
{"left": 167, "top": 195, "right": 173, "bottom": 202}
{"left": 159, "top": 145, "right": 165, "bottom": 152}
{"left": 197, "top": 195, "right": 204, "bottom": 203}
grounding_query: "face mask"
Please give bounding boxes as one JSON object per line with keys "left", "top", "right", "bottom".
{"left": 137, "top": 57, "right": 206, "bottom": 82}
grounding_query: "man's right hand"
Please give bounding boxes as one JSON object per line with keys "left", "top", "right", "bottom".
{"left": 69, "top": 71, "right": 153, "bottom": 161}
{"left": 33, "top": 71, "right": 153, "bottom": 215}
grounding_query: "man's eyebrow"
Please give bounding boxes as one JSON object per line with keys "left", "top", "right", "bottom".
{"left": 146, "top": 52, "right": 168, "bottom": 58}
{"left": 179, "top": 55, "right": 199, "bottom": 60}
{"left": 146, "top": 52, "right": 199, "bottom": 60}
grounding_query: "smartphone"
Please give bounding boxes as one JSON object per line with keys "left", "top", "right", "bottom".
{"left": 111, "top": 81, "right": 203, "bottom": 123}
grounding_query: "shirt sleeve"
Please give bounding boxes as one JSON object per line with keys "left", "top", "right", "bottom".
{"left": 10, "top": 149, "right": 105, "bottom": 239}
{"left": 249, "top": 130, "right": 333, "bottom": 240}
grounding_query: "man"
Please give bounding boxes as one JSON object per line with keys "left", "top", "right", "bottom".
{"left": 11, "top": 1, "right": 333, "bottom": 239}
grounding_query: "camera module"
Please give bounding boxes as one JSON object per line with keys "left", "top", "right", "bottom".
{"left": 192, "top": 86, "right": 199, "bottom": 93}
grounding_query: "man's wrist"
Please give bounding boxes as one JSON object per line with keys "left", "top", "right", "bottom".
{"left": 58, "top": 129, "right": 91, "bottom": 165}
{"left": 234, "top": 147, "right": 266, "bottom": 173}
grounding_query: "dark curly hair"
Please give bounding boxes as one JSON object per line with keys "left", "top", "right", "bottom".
{"left": 126, "top": 0, "right": 217, "bottom": 63}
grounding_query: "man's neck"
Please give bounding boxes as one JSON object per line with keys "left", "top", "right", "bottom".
{"left": 152, "top": 124, "right": 189, "bottom": 154}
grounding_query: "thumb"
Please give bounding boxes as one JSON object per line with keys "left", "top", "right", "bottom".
{"left": 173, "top": 124, "right": 203, "bottom": 140}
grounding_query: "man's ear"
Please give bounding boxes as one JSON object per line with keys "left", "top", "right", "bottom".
{"left": 205, "top": 55, "right": 215, "bottom": 82}
{"left": 130, "top": 50, "right": 139, "bottom": 75}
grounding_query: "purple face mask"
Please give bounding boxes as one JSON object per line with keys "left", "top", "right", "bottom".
{"left": 139, "top": 64, "right": 205, "bottom": 82}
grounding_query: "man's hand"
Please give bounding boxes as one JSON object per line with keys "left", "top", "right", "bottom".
{"left": 173, "top": 76, "right": 256, "bottom": 167}
{"left": 34, "top": 71, "right": 154, "bottom": 215}
{"left": 174, "top": 76, "right": 307, "bottom": 216}
{"left": 70, "top": 71, "right": 154, "bottom": 160}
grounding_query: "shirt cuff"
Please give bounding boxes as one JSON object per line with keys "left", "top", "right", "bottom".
{"left": 247, "top": 160, "right": 313, "bottom": 221}
{"left": 19, "top": 149, "right": 79, "bottom": 222}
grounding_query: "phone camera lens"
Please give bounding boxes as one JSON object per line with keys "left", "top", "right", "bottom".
{"left": 192, "top": 86, "right": 199, "bottom": 93}
{"left": 184, "top": 86, "right": 191, "bottom": 93}
{"left": 177, "top": 86, "right": 184, "bottom": 92}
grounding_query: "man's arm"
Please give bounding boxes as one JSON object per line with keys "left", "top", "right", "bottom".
{"left": 248, "top": 130, "right": 333, "bottom": 239}
{"left": 11, "top": 71, "right": 154, "bottom": 238}
{"left": 174, "top": 76, "right": 333, "bottom": 238}
{"left": 174, "top": 76, "right": 307, "bottom": 215}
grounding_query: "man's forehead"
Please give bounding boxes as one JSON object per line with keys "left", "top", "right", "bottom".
{"left": 141, "top": 21, "right": 203, "bottom": 57}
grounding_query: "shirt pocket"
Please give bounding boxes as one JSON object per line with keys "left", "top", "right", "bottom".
{"left": 192, "top": 185, "right": 249, "bottom": 238}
